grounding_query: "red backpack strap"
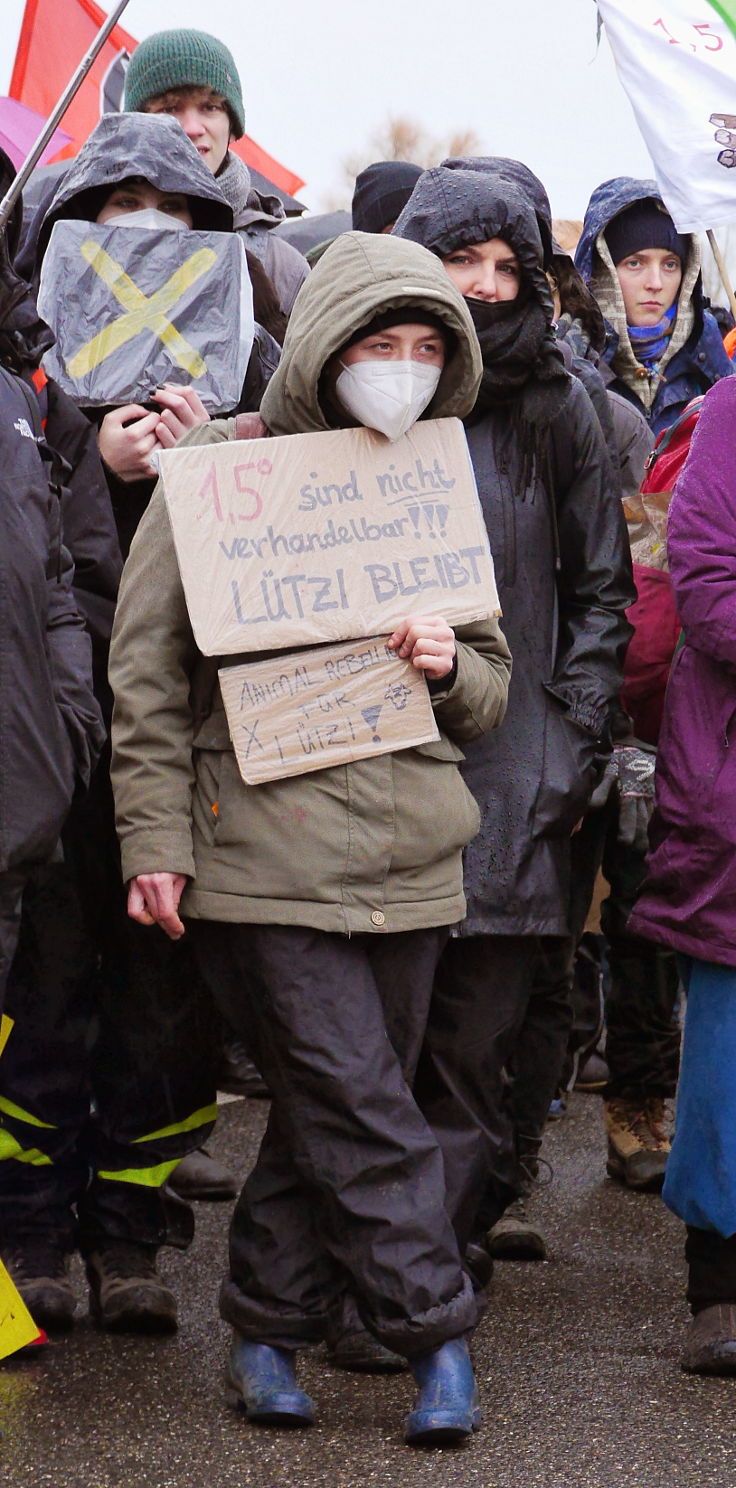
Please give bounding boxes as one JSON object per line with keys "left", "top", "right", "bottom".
{"left": 29, "top": 366, "right": 49, "bottom": 431}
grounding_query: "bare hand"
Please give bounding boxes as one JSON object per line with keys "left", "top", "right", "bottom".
{"left": 98, "top": 405, "right": 161, "bottom": 481}
{"left": 127, "top": 872, "right": 188, "bottom": 939}
{"left": 386, "top": 615, "right": 456, "bottom": 680}
{"left": 151, "top": 384, "right": 211, "bottom": 449}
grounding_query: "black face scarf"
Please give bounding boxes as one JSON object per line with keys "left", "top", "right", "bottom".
{"left": 465, "top": 293, "right": 569, "bottom": 422}
{"left": 464, "top": 291, "right": 572, "bottom": 495}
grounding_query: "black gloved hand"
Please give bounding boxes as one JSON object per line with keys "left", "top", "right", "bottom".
{"left": 615, "top": 743, "right": 657, "bottom": 852}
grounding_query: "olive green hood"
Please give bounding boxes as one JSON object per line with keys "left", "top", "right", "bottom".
{"left": 260, "top": 230, "right": 482, "bottom": 436}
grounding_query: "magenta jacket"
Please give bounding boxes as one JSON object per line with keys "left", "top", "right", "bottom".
{"left": 630, "top": 377, "right": 736, "bottom": 966}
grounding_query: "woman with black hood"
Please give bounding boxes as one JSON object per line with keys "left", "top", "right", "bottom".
{"left": 393, "top": 167, "right": 634, "bottom": 1255}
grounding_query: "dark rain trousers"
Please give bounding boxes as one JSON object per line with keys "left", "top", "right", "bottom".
{"left": 568, "top": 798, "right": 681, "bottom": 1099}
{"left": 0, "top": 871, "right": 26, "bottom": 1017}
{"left": 189, "top": 920, "right": 477, "bottom": 1359}
{"left": 414, "top": 934, "right": 572, "bottom": 1245}
{"left": 686, "top": 1228, "right": 736, "bottom": 1315}
{"left": 0, "top": 761, "right": 218, "bottom": 1253}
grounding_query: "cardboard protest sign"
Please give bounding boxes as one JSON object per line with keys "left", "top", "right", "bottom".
{"left": 219, "top": 637, "right": 439, "bottom": 784}
{"left": 160, "top": 418, "right": 500, "bottom": 656}
{"left": 38, "top": 221, "right": 254, "bottom": 411}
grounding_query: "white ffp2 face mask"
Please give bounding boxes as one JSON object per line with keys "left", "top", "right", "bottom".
{"left": 103, "top": 208, "right": 190, "bottom": 232}
{"left": 335, "top": 359, "right": 441, "bottom": 441}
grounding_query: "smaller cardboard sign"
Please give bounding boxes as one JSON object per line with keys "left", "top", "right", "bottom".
{"left": 219, "top": 637, "right": 439, "bottom": 784}
{"left": 160, "top": 417, "right": 500, "bottom": 656}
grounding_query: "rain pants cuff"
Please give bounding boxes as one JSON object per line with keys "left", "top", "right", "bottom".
{"left": 219, "top": 1277, "right": 328, "bottom": 1348}
{"left": 358, "top": 1272, "right": 479, "bottom": 1360}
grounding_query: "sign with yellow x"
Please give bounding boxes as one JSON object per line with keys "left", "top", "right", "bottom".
{"left": 38, "top": 220, "right": 254, "bottom": 413}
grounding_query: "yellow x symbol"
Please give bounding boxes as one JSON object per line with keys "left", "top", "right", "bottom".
{"left": 67, "top": 239, "right": 218, "bottom": 380}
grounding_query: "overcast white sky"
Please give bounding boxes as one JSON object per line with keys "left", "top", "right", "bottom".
{"left": 1, "top": 0, "right": 654, "bottom": 215}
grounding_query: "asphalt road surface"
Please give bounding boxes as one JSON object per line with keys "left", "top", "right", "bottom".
{"left": 1, "top": 1091, "right": 733, "bottom": 1488}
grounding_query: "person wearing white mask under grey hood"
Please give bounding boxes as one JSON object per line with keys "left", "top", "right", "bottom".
{"left": 107, "top": 231, "right": 511, "bottom": 1446}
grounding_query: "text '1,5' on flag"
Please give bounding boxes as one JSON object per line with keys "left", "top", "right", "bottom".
{"left": 597, "top": 1, "right": 736, "bottom": 231}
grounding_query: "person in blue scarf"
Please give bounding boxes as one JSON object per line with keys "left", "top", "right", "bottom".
{"left": 575, "top": 180, "right": 733, "bottom": 434}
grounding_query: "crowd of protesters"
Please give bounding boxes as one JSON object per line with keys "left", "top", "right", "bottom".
{"left": 2, "top": 21, "right": 736, "bottom": 1449}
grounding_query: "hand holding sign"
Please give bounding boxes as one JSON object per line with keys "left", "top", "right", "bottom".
{"left": 387, "top": 614, "right": 456, "bottom": 679}
{"left": 99, "top": 385, "right": 211, "bottom": 482}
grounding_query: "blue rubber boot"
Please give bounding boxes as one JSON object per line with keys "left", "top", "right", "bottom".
{"left": 404, "top": 1337, "right": 480, "bottom": 1446}
{"left": 226, "top": 1335, "right": 316, "bottom": 1428}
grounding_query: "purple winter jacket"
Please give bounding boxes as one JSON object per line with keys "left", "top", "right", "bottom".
{"left": 630, "top": 376, "right": 736, "bottom": 967}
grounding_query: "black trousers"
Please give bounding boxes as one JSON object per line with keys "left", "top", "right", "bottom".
{"left": 686, "top": 1226, "right": 736, "bottom": 1315}
{"left": 0, "top": 869, "right": 26, "bottom": 1017}
{"left": 415, "top": 934, "right": 568, "bottom": 1246}
{"left": 569, "top": 801, "right": 681, "bottom": 1099}
{"left": 0, "top": 763, "right": 218, "bottom": 1251}
{"left": 189, "top": 920, "right": 477, "bottom": 1359}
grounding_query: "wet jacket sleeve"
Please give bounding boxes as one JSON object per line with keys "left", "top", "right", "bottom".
{"left": 546, "top": 379, "right": 634, "bottom": 736}
{"left": 667, "top": 377, "right": 736, "bottom": 670}
{"left": 46, "top": 538, "right": 105, "bottom": 790}
{"left": 430, "top": 618, "right": 511, "bottom": 741}
{"left": 109, "top": 485, "right": 200, "bottom": 883}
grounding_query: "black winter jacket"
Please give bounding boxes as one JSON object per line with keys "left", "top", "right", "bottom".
{"left": 0, "top": 364, "right": 104, "bottom": 872}
{"left": 395, "top": 167, "right": 634, "bottom": 934}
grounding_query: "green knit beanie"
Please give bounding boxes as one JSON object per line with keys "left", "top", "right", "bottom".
{"left": 124, "top": 29, "right": 245, "bottom": 138}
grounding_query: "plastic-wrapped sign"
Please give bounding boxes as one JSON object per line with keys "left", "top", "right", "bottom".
{"left": 38, "top": 220, "right": 254, "bottom": 411}
{"left": 159, "top": 417, "right": 501, "bottom": 656}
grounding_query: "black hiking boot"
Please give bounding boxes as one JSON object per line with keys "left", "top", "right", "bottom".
{"left": 84, "top": 1241, "right": 178, "bottom": 1333}
{"left": 4, "top": 1238, "right": 77, "bottom": 1331}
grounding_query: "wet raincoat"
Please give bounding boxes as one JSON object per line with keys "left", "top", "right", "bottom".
{"left": 32, "top": 113, "right": 278, "bottom": 558}
{"left": 394, "top": 168, "right": 633, "bottom": 935}
{"left": 109, "top": 231, "right": 512, "bottom": 936}
{"left": 575, "top": 177, "right": 733, "bottom": 435}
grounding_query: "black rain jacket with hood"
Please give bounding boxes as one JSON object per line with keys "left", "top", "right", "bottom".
{"left": 30, "top": 114, "right": 280, "bottom": 557}
{"left": 31, "top": 116, "right": 282, "bottom": 556}
{"left": 0, "top": 232, "right": 104, "bottom": 879}
{"left": 0, "top": 147, "right": 122, "bottom": 707}
{"left": 394, "top": 167, "right": 634, "bottom": 936}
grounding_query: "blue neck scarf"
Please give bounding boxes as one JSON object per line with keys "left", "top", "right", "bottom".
{"left": 627, "top": 301, "right": 677, "bottom": 370}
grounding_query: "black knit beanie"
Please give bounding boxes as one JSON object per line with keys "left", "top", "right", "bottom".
{"left": 604, "top": 199, "right": 688, "bottom": 266}
{"left": 352, "top": 161, "right": 424, "bottom": 234}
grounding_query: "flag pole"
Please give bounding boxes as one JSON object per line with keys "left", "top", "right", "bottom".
{"left": 707, "top": 228, "right": 736, "bottom": 326}
{"left": 0, "top": 0, "right": 131, "bottom": 232}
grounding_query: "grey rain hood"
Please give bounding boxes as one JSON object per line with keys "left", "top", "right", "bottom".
{"left": 260, "top": 230, "right": 482, "bottom": 436}
{"left": 36, "top": 112, "right": 233, "bottom": 266}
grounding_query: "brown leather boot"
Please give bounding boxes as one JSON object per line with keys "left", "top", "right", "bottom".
{"left": 85, "top": 1241, "right": 177, "bottom": 1333}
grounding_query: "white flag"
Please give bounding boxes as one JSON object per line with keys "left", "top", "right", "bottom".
{"left": 598, "top": 0, "right": 736, "bottom": 231}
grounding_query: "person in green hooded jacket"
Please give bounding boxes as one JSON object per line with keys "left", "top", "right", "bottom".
{"left": 108, "top": 231, "right": 511, "bottom": 1446}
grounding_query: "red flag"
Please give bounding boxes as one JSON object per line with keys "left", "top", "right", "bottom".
{"left": 10, "top": 0, "right": 137, "bottom": 161}
{"left": 10, "top": 0, "right": 305, "bottom": 194}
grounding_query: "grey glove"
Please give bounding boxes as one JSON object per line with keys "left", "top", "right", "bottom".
{"left": 615, "top": 744, "right": 657, "bottom": 852}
